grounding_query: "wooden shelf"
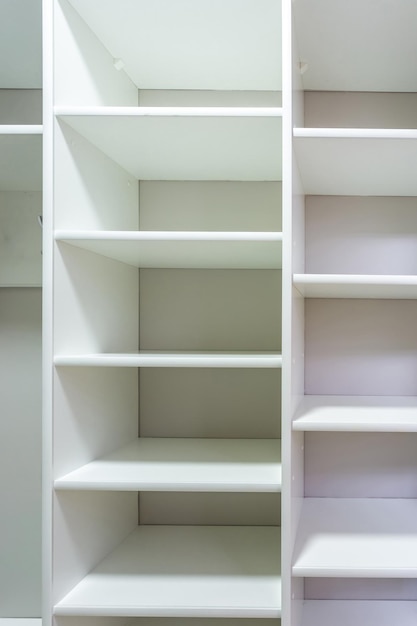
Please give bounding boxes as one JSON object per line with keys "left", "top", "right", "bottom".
{"left": 56, "top": 107, "right": 282, "bottom": 181}
{"left": 293, "top": 274, "right": 417, "bottom": 299}
{"left": 54, "top": 525, "right": 282, "bottom": 617}
{"left": 56, "top": 231, "right": 283, "bottom": 269}
{"left": 54, "top": 352, "right": 283, "bottom": 368}
{"left": 293, "top": 498, "right": 417, "bottom": 577}
{"left": 293, "top": 129, "right": 417, "bottom": 195}
{"left": 54, "top": 438, "right": 281, "bottom": 492}
{"left": 65, "top": 0, "right": 282, "bottom": 91}
{"left": 293, "top": 395, "right": 417, "bottom": 432}
{"left": 0, "top": 127, "right": 42, "bottom": 191}
{"left": 300, "top": 600, "right": 417, "bottom": 626}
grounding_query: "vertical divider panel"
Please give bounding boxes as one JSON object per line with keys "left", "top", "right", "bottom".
{"left": 282, "top": 1, "right": 306, "bottom": 625}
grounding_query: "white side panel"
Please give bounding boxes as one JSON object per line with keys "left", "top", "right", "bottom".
{"left": 54, "top": 121, "right": 138, "bottom": 230}
{"left": 140, "top": 369, "right": 281, "bottom": 438}
{"left": 139, "top": 269, "right": 281, "bottom": 351}
{"left": 305, "top": 432, "right": 417, "bottom": 497}
{"left": 53, "top": 492, "right": 137, "bottom": 605}
{"left": 53, "top": 368, "right": 138, "bottom": 478}
{"left": 140, "top": 492, "right": 281, "bottom": 526}
{"left": 305, "top": 196, "right": 417, "bottom": 275}
{"left": 0, "top": 192, "right": 42, "bottom": 286}
{"left": 54, "top": 0, "right": 137, "bottom": 106}
{"left": 54, "top": 245, "right": 138, "bottom": 354}
{"left": 140, "top": 90, "right": 282, "bottom": 107}
{"left": 139, "top": 181, "right": 282, "bottom": 232}
{"left": 305, "top": 299, "right": 417, "bottom": 396}
{"left": 0, "top": 289, "right": 41, "bottom": 617}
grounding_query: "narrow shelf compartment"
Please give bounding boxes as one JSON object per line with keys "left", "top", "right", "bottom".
{"left": 293, "top": 395, "right": 417, "bottom": 432}
{"left": 300, "top": 600, "right": 417, "bottom": 626}
{"left": 56, "top": 231, "right": 283, "bottom": 269}
{"left": 56, "top": 107, "right": 282, "bottom": 181}
{"left": 54, "top": 352, "right": 283, "bottom": 368}
{"left": 293, "top": 128, "right": 417, "bottom": 195}
{"left": 54, "top": 438, "right": 281, "bottom": 492}
{"left": 293, "top": 498, "right": 417, "bottom": 577}
{"left": 0, "top": 127, "right": 42, "bottom": 191}
{"left": 54, "top": 525, "right": 281, "bottom": 617}
{"left": 64, "top": 0, "right": 282, "bottom": 91}
{"left": 293, "top": 274, "right": 417, "bottom": 299}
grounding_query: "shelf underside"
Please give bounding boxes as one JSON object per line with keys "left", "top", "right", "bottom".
{"left": 56, "top": 232, "right": 283, "bottom": 269}
{"left": 293, "top": 0, "right": 417, "bottom": 92}
{"left": 57, "top": 109, "right": 282, "bottom": 181}
{"left": 54, "top": 525, "right": 281, "bottom": 617}
{"left": 294, "top": 132, "right": 417, "bottom": 195}
{"left": 54, "top": 438, "right": 281, "bottom": 492}
{"left": 300, "top": 600, "right": 417, "bottom": 626}
{"left": 54, "top": 352, "right": 283, "bottom": 368}
{"left": 293, "top": 498, "right": 417, "bottom": 577}
{"left": 66, "top": 0, "right": 282, "bottom": 91}
{"left": 0, "top": 133, "right": 42, "bottom": 191}
{"left": 293, "top": 395, "right": 417, "bottom": 432}
{"left": 293, "top": 274, "right": 417, "bottom": 299}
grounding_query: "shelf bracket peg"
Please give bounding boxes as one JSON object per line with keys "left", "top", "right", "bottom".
{"left": 113, "top": 58, "right": 125, "bottom": 71}
{"left": 297, "top": 61, "right": 308, "bottom": 75}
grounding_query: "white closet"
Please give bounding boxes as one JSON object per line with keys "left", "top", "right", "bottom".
{"left": 290, "top": 1, "right": 417, "bottom": 625}
{"left": 0, "top": 0, "right": 42, "bottom": 622}
{"left": 45, "top": 1, "right": 283, "bottom": 624}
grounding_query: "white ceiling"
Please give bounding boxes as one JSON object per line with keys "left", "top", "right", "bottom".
{"left": 0, "top": 0, "right": 42, "bottom": 88}
{"left": 293, "top": 0, "right": 417, "bottom": 92}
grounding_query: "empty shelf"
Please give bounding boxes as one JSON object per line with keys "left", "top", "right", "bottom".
{"left": 293, "top": 274, "right": 417, "bottom": 299}
{"left": 54, "top": 352, "right": 283, "bottom": 368}
{"left": 65, "top": 0, "right": 282, "bottom": 91}
{"left": 293, "top": 395, "right": 417, "bottom": 432}
{"left": 0, "top": 128, "right": 42, "bottom": 191}
{"left": 54, "top": 438, "right": 281, "bottom": 492}
{"left": 293, "top": 128, "right": 417, "bottom": 195}
{"left": 293, "top": 498, "right": 417, "bottom": 577}
{"left": 55, "top": 231, "right": 283, "bottom": 269}
{"left": 54, "top": 525, "right": 281, "bottom": 617}
{"left": 300, "top": 600, "right": 417, "bottom": 626}
{"left": 56, "top": 107, "right": 282, "bottom": 181}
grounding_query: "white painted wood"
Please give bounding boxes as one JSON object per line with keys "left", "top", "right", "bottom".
{"left": 0, "top": 621, "right": 42, "bottom": 625}
{"left": 293, "top": 131, "right": 417, "bottom": 195}
{"left": 293, "top": 498, "right": 417, "bottom": 577}
{"left": 293, "top": 0, "right": 417, "bottom": 92}
{"left": 55, "top": 231, "right": 283, "bottom": 269}
{"left": 54, "top": 0, "right": 137, "bottom": 106}
{"left": 140, "top": 369, "right": 281, "bottom": 438}
{"left": 0, "top": 1, "right": 42, "bottom": 88}
{"left": 140, "top": 90, "right": 282, "bottom": 107}
{"left": 139, "top": 181, "right": 282, "bottom": 232}
{"left": 57, "top": 109, "right": 282, "bottom": 181}
{"left": 54, "top": 526, "right": 282, "bottom": 617}
{"left": 300, "top": 600, "right": 417, "bottom": 626}
{"left": 294, "top": 274, "right": 417, "bottom": 299}
{"left": 54, "top": 620, "right": 281, "bottom": 626}
{"left": 0, "top": 289, "right": 42, "bottom": 617}
{"left": 305, "top": 578, "right": 417, "bottom": 601}
{"left": 305, "top": 299, "right": 417, "bottom": 396}
{"left": 305, "top": 196, "right": 417, "bottom": 275}
{"left": 54, "top": 438, "right": 281, "bottom": 492}
{"left": 0, "top": 192, "right": 42, "bottom": 286}
{"left": 66, "top": 0, "right": 282, "bottom": 91}
{"left": 0, "top": 133, "right": 42, "bottom": 191}
{"left": 293, "top": 395, "right": 417, "bottom": 432}
{"left": 54, "top": 352, "right": 283, "bottom": 368}
{"left": 139, "top": 270, "right": 281, "bottom": 351}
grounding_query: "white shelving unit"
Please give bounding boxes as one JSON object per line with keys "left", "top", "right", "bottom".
{"left": 45, "top": 1, "right": 283, "bottom": 625}
{"left": 290, "top": 1, "right": 417, "bottom": 625}
{"left": 0, "top": 0, "right": 42, "bottom": 622}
